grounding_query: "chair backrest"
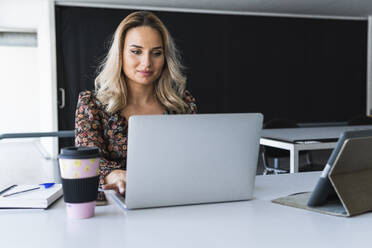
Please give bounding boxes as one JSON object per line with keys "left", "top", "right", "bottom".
{"left": 263, "top": 118, "right": 299, "bottom": 129}
{"left": 263, "top": 119, "right": 298, "bottom": 158}
{"left": 347, "top": 115, "right": 372, "bottom": 126}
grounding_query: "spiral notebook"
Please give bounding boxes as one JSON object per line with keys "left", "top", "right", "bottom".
{"left": 0, "top": 184, "right": 63, "bottom": 209}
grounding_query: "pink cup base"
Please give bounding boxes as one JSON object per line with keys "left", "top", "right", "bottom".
{"left": 66, "top": 201, "right": 96, "bottom": 219}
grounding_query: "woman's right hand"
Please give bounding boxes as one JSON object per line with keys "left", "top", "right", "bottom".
{"left": 102, "top": 169, "right": 127, "bottom": 195}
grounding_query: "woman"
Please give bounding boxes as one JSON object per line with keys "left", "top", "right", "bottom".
{"left": 75, "top": 11, "right": 197, "bottom": 195}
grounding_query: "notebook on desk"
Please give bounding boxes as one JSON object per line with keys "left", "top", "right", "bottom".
{"left": 0, "top": 184, "right": 63, "bottom": 209}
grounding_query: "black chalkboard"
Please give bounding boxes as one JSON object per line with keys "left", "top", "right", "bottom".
{"left": 56, "top": 6, "right": 367, "bottom": 143}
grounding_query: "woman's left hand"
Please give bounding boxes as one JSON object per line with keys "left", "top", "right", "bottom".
{"left": 102, "top": 169, "right": 127, "bottom": 195}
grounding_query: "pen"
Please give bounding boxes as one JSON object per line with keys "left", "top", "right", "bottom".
{"left": 2, "top": 183, "right": 55, "bottom": 198}
{"left": 0, "top": 184, "right": 17, "bottom": 196}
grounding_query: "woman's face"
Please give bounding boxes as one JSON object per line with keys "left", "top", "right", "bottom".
{"left": 122, "top": 26, "right": 165, "bottom": 87}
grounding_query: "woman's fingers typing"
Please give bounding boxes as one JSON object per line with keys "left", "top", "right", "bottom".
{"left": 117, "top": 181, "right": 126, "bottom": 195}
{"left": 102, "top": 183, "right": 117, "bottom": 191}
{"left": 103, "top": 169, "right": 127, "bottom": 195}
{"left": 102, "top": 181, "right": 126, "bottom": 195}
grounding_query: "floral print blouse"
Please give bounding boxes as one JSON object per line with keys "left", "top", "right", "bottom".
{"left": 75, "top": 90, "right": 197, "bottom": 186}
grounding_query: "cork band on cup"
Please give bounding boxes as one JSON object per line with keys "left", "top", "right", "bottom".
{"left": 61, "top": 176, "right": 99, "bottom": 203}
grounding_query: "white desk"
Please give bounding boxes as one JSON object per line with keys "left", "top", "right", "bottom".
{"left": 260, "top": 125, "right": 372, "bottom": 173}
{"left": 1, "top": 172, "right": 371, "bottom": 248}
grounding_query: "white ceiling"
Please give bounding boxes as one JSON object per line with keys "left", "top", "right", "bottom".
{"left": 56, "top": 0, "right": 372, "bottom": 19}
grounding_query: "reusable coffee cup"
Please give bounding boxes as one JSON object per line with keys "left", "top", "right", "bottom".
{"left": 59, "top": 147, "right": 100, "bottom": 219}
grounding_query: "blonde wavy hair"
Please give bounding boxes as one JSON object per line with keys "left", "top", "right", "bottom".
{"left": 95, "top": 11, "right": 189, "bottom": 114}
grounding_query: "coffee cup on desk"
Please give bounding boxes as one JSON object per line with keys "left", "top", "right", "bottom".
{"left": 59, "top": 147, "right": 100, "bottom": 219}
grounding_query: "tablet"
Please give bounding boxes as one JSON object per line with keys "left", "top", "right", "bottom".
{"left": 307, "top": 129, "right": 372, "bottom": 207}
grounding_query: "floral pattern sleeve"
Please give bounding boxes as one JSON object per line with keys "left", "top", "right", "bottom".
{"left": 74, "top": 91, "right": 124, "bottom": 187}
{"left": 184, "top": 90, "right": 197, "bottom": 114}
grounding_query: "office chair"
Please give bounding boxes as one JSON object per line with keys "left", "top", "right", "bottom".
{"left": 0, "top": 131, "right": 75, "bottom": 185}
{"left": 261, "top": 119, "right": 317, "bottom": 175}
{"left": 347, "top": 115, "right": 372, "bottom": 126}
{"left": 0, "top": 131, "right": 75, "bottom": 159}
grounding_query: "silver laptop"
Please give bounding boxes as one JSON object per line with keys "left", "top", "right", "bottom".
{"left": 111, "top": 113, "right": 263, "bottom": 209}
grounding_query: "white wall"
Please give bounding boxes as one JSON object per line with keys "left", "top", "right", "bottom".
{"left": 0, "top": 0, "right": 42, "bottom": 29}
{"left": 0, "top": 0, "right": 58, "bottom": 158}
{"left": 0, "top": 46, "right": 40, "bottom": 132}
{"left": 37, "top": 0, "right": 59, "bottom": 158}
